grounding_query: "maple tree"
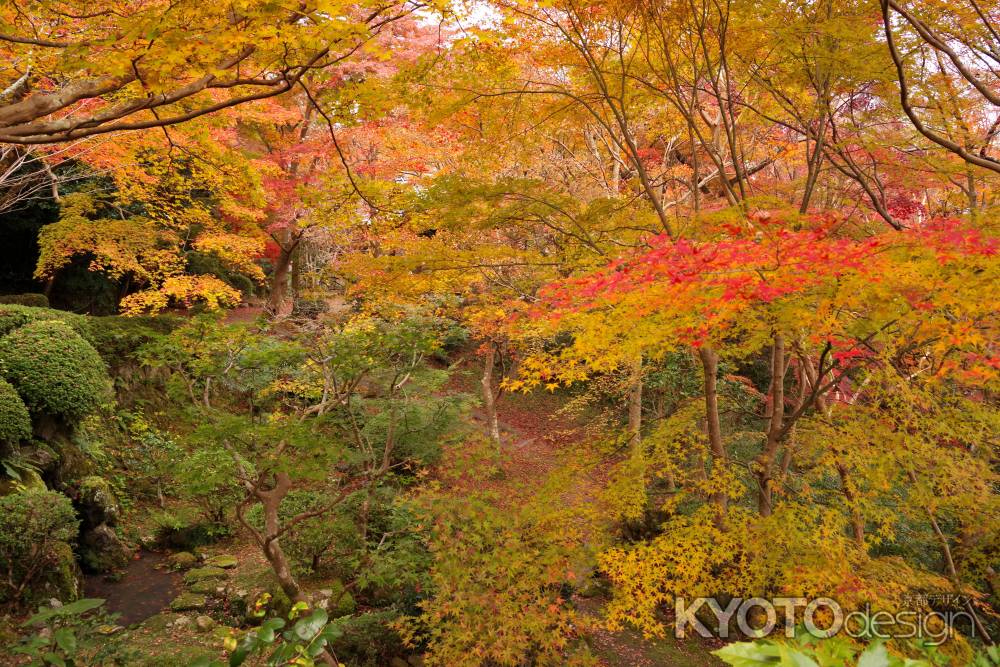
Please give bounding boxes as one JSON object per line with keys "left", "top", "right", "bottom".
{"left": 1, "top": 1, "right": 999, "bottom": 665}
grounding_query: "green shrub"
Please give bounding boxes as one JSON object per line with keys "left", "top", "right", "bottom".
{"left": 86, "top": 314, "right": 180, "bottom": 367}
{"left": 0, "top": 320, "right": 111, "bottom": 422}
{"left": 0, "top": 377, "right": 31, "bottom": 443}
{"left": 0, "top": 304, "right": 89, "bottom": 339}
{"left": 0, "top": 489, "right": 80, "bottom": 608}
{"left": 245, "top": 490, "right": 363, "bottom": 576}
{"left": 0, "top": 293, "right": 49, "bottom": 308}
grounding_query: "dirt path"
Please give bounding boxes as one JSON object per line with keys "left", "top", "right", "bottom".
{"left": 447, "top": 354, "right": 723, "bottom": 666}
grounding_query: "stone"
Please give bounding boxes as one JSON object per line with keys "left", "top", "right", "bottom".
{"left": 195, "top": 615, "right": 216, "bottom": 633}
{"left": 407, "top": 656, "right": 424, "bottom": 667}
{"left": 189, "top": 579, "right": 225, "bottom": 595}
{"left": 173, "top": 615, "right": 193, "bottom": 630}
{"left": 77, "top": 476, "right": 121, "bottom": 526}
{"left": 390, "top": 658, "right": 409, "bottom": 667}
{"left": 0, "top": 468, "right": 46, "bottom": 496}
{"left": 170, "top": 593, "right": 208, "bottom": 612}
{"left": 204, "top": 554, "right": 238, "bottom": 569}
{"left": 167, "top": 551, "right": 199, "bottom": 570}
{"left": 323, "top": 580, "right": 356, "bottom": 617}
{"left": 211, "top": 626, "right": 234, "bottom": 643}
{"left": 79, "top": 523, "right": 131, "bottom": 573}
{"left": 183, "top": 566, "right": 228, "bottom": 584}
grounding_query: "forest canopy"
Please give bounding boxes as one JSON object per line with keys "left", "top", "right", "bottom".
{"left": 0, "top": 0, "right": 998, "bottom": 666}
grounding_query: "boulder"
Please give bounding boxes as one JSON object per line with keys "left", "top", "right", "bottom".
{"left": 170, "top": 593, "right": 208, "bottom": 612}
{"left": 189, "top": 579, "right": 225, "bottom": 595}
{"left": 195, "top": 615, "right": 216, "bottom": 633}
{"left": 323, "top": 580, "right": 356, "bottom": 617}
{"left": 167, "top": 551, "right": 199, "bottom": 570}
{"left": 77, "top": 476, "right": 120, "bottom": 526}
{"left": 203, "top": 554, "right": 238, "bottom": 569}
{"left": 79, "top": 523, "right": 131, "bottom": 573}
{"left": 184, "top": 566, "right": 228, "bottom": 584}
{"left": 0, "top": 468, "right": 45, "bottom": 496}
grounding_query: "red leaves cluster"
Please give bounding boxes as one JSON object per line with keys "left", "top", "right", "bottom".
{"left": 534, "top": 215, "right": 996, "bottom": 325}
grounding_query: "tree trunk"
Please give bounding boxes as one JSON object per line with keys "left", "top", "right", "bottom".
{"left": 698, "top": 346, "right": 728, "bottom": 529}
{"left": 627, "top": 357, "right": 643, "bottom": 449}
{"left": 481, "top": 343, "right": 501, "bottom": 452}
{"left": 258, "top": 473, "right": 304, "bottom": 603}
{"left": 756, "top": 334, "right": 785, "bottom": 517}
{"left": 268, "top": 244, "right": 293, "bottom": 316}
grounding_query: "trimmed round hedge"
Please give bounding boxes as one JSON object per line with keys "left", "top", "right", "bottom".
{"left": 0, "top": 377, "right": 31, "bottom": 443}
{"left": 0, "top": 304, "right": 89, "bottom": 339}
{"left": 0, "top": 293, "right": 49, "bottom": 308}
{"left": 0, "top": 320, "right": 110, "bottom": 422}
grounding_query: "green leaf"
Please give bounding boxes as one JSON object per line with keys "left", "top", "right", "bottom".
{"left": 42, "top": 653, "right": 66, "bottom": 667}
{"left": 25, "top": 599, "right": 104, "bottom": 626}
{"left": 713, "top": 641, "right": 782, "bottom": 666}
{"left": 52, "top": 628, "right": 76, "bottom": 655}
{"left": 778, "top": 645, "right": 819, "bottom": 667}
{"left": 858, "top": 642, "right": 891, "bottom": 667}
{"left": 293, "top": 608, "right": 328, "bottom": 641}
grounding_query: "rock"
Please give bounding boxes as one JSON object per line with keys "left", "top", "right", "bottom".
{"left": 204, "top": 554, "right": 238, "bottom": 569}
{"left": 575, "top": 575, "right": 609, "bottom": 599}
{"left": 167, "top": 551, "right": 199, "bottom": 570}
{"left": 211, "top": 626, "right": 235, "bottom": 644}
{"left": 195, "top": 615, "right": 216, "bottom": 633}
{"left": 77, "top": 476, "right": 121, "bottom": 526}
{"left": 173, "top": 615, "right": 193, "bottom": 630}
{"left": 184, "top": 566, "right": 228, "bottom": 584}
{"left": 34, "top": 541, "right": 80, "bottom": 604}
{"left": 79, "top": 523, "right": 131, "bottom": 573}
{"left": 323, "top": 580, "right": 356, "bottom": 617}
{"left": 407, "top": 656, "right": 425, "bottom": 667}
{"left": 0, "top": 468, "right": 46, "bottom": 496}
{"left": 189, "top": 579, "right": 225, "bottom": 595}
{"left": 140, "top": 613, "right": 177, "bottom": 632}
{"left": 390, "top": 658, "right": 409, "bottom": 667}
{"left": 170, "top": 593, "right": 208, "bottom": 612}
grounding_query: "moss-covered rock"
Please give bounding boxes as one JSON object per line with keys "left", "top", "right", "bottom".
{"left": 189, "top": 579, "right": 225, "bottom": 595}
{"left": 194, "top": 615, "right": 216, "bottom": 632}
{"left": 0, "top": 489, "right": 79, "bottom": 608}
{"left": 167, "top": 551, "right": 198, "bottom": 570}
{"left": 0, "top": 466, "right": 45, "bottom": 496}
{"left": 77, "top": 475, "right": 121, "bottom": 526}
{"left": 0, "top": 320, "right": 110, "bottom": 422}
{"left": 0, "top": 377, "right": 31, "bottom": 444}
{"left": 203, "top": 554, "right": 237, "bottom": 569}
{"left": 321, "top": 580, "right": 356, "bottom": 617}
{"left": 80, "top": 523, "right": 131, "bottom": 573}
{"left": 183, "top": 566, "right": 227, "bottom": 584}
{"left": 169, "top": 592, "right": 208, "bottom": 612}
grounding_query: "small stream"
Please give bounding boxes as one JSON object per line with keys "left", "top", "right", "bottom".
{"left": 83, "top": 550, "right": 181, "bottom": 626}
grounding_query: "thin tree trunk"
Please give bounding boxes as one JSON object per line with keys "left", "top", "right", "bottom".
{"left": 627, "top": 357, "right": 643, "bottom": 449}
{"left": 481, "top": 343, "right": 501, "bottom": 452}
{"left": 269, "top": 244, "right": 293, "bottom": 316}
{"left": 756, "top": 334, "right": 786, "bottom": 517}
{"left": 698, "top": 346, "right": 728, "bottom": 529}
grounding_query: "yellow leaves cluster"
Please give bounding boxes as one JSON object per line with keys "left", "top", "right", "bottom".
{"left": 193, "top": 233, "right": 266, "bottom": 283}
{"left": 119, "top": 275, "right": 242, "bottom": 315}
